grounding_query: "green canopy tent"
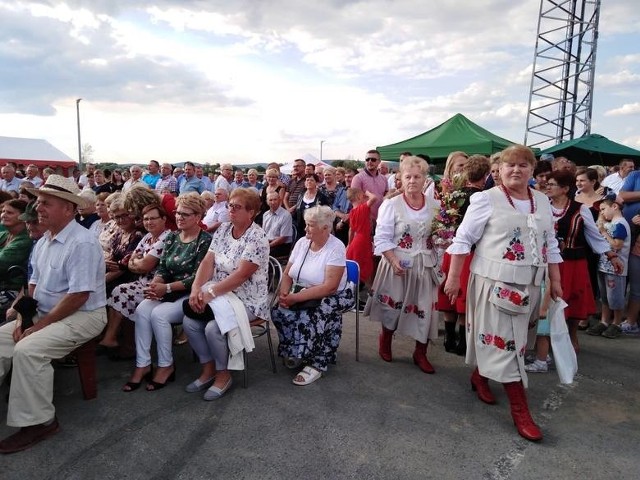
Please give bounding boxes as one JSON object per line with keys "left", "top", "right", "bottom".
{"left": 540, "top": 134, "right": 640, "bottom": 166}
{"left": 377, "top": 113, "right": 517, "bottom": 164}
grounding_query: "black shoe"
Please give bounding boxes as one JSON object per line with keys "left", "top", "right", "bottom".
{"left": 455, "top": 325, "right": 467, "bottom": 356}
{"left": 443, "top": 321, "right": 457, "bottom": 353}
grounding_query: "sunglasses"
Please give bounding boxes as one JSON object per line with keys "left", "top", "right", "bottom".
{"left": 365, "top": 158, "right": 378, "bottom": 162}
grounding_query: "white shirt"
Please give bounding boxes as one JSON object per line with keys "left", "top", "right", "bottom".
{"left": 30, "top": 220, "right": 107, "bottom": 313}
{"left": 214, "top": 176, "right": 231, "bottom": 193}
{"left": 288, "top": 235, "right": 347, "bottom": 290}
{"left": 263, "top": 206, "right": 292, "bottom": 242}
{"left": 601, "top": 172, "right": 626, "bottom": 194}
{"left": 202, "top": 202, "right": 230, "bottom": 229}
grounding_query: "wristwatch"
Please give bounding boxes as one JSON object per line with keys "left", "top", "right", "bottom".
{"left": 166, "top": 283, "right": 172, "bottom": 294}
{"left": 207, "top": 285, "right": 217, "bottom": 298}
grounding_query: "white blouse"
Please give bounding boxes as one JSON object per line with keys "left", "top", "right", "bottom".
{"left": 447, "top": 190, "right": 563, "bottom": 263}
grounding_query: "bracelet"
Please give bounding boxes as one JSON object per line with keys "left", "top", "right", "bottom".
{"left": 166, "top": 283, "right": 172, "bottom": 294}
{"left": 207, "top": 285, "right": 217, "bottom": 298}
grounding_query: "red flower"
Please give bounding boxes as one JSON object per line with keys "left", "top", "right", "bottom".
{"left": 503, "top": 250, "right": 516, "bottom": 261}
{"left": 509, "top": 292, "right": 522, "bottom": 305}
{"left": 494, "top": 336, "right": 506, "bottom": 349}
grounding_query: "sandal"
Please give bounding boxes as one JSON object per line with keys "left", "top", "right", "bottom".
{"left": 292, "top": 366, "right": 322, "bottom": 386}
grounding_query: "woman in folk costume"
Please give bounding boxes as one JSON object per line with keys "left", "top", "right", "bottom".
{"left": 365, "top": 156, "right": 440, "bottom": 374}
{"left": 443, "top": 145, "right": 563, "bottom": 441}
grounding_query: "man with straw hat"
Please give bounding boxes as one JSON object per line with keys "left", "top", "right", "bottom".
{"left": 0, "top": 175, "right": 107, "bottom": 454}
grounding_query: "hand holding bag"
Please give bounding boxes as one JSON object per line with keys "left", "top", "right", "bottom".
{"left": 549, "top": 298, "right": 577, "bottom": 384}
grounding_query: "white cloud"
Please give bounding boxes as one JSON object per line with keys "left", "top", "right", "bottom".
{"left": 604, "top": 103, "right": 640, "bottom": 116}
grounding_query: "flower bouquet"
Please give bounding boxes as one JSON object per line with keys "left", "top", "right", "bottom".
{"left": 431, "top": 189, "right": 467, "bottom": 249}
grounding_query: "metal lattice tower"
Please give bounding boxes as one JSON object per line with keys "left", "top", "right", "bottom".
{"left": 524, "top": 0, "right": 601, "bottom": 149}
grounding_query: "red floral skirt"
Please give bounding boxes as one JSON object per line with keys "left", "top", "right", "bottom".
{"left": 437, "top": 251, "right": 474, "bottom": 314}
{"left": 559, "top": 258, "right": 596, "bottom": 320}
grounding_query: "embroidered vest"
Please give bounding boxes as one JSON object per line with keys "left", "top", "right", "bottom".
{"left": 471, "top": 187, "right": 553, "bottom": 284}
{"left": 391, "top": 194, "right": 438, "bottom": 267}
{"left": 556, "top": 200, "right": 588, "bottom": 260}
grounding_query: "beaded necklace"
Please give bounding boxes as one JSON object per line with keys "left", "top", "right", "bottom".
{"left": 403, "top": 193, "right": 425, "bottom": 211}
{"left": 551, "top": 198, "right": 571, "bottom": 219}
{"left": 501, "top": 185, "right": 535, "bottom": 214}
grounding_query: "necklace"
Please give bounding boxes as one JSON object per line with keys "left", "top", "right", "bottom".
{"left": 403, "top": 193, "right": 425, "bottom": 211}
{"left": 552, "top": 198, "right": 571, "bottom": 218}
{"left": 501, "top": 185, "right": 535, "bottom": 214}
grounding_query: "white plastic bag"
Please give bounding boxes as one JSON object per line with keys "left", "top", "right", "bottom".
{"left": 549, "top": 299, "right": 578, "bottom": 384}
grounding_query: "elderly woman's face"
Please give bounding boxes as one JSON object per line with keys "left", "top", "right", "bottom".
{"left": 305, "top": 219, "right": 326, "bottom": 240}
{"left": 401, "top": 165, "right": 426, "bottom": 194}
{"left": 305, "top": 177, "right": 317, "bottom": 189}
{"left": 248, "top": 171, "right": 257, "bottom": 182}
{"left": 1, "top": 205, "right": 23, "bottom": 228}
{"left": 112, "top": 209, "right": 136, "bottom": 231}
{"left": 500, "top": 157, "right": 533, "bottom": 190}
{"left": 227, "top": 196, "right": 254, "bottom": 225}
{"left": 142, "top": 208, "right": 166, "bottom": 235}
{"left": 175, "top": 205, "right": 199, "bottom": 231}
{"left": 323, "top": 171, "right": 335, "bottom": 184}
{"left": 266, "top": 174, "right": 278, "bottom": 185}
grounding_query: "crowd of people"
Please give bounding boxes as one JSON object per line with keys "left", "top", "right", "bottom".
{"left": 0, "top": 150, "right": 638, "bottom": 452}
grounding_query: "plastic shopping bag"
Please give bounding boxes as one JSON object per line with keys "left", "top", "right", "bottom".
{"left": 549, "top": 299, "right": 578, "bottom": 384}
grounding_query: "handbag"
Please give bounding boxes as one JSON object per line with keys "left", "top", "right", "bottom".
{"left": 287, "top": 242, "right": 323, "bottom": 311}
{"left": 488, "top": 281, "right": 531, "bottom": 315}
{"left": 182, "top": 299, "right": 215, "bottom": 322}
{"left": 549, "top": 298, "right": 577, "bottom": 384}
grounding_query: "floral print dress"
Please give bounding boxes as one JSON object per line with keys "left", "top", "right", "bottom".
{"left": 107, "top": 230, "right": 170, "bottom": 317}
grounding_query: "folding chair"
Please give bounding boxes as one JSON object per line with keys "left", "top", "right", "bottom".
{"left": 339, "top": 260, "right": 361, "bottom": 361}
{"left": 242, "top": 256, "right": 282, "bottom": 387}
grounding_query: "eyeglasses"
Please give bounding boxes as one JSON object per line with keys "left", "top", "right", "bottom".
{"left": 142, "top": 216, "right": 161, "bottom": 222}
{"left": 227, "top": 203, "right": 245, "bottom": 211}
{"left": 365, "top": 158, "right": 378, "bottom": 162}
{"left": 114, "top": 214, "right": 132, "bottom": 221}
{"left": 175, "top": 211, "right": 195, "bottom": 218}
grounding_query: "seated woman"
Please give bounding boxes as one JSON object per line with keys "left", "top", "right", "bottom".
{"left": 0, "top": 199, "right": 32, "bottom": 317}
{"left": 272, "top": 205, "right": 353, "bottom": 386}
{"left": 99, "top": 204, "right": 170, "bottom": 356}
{"left": 105, "top": 197, "right": 144, "bottom": 295}
{"left": 123, "top": 193, "right": 211, "bottom": 392}
{"left": 183, "top": 188, "right": 270, "bottom": 399}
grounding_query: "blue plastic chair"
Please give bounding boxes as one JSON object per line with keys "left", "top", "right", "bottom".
{"left": 342, "top": 260, "right": 361, "bottom": 361}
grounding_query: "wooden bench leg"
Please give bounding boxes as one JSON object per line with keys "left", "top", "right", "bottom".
{"left": 75, "top": 339, "right": 97, "bottom": 400}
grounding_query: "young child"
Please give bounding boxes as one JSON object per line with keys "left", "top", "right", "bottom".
{"left": 345, "top": 188, "right": 377, "bottom": 306}
{"left": 587, "top": 197, "right": 630, "bottom": 338}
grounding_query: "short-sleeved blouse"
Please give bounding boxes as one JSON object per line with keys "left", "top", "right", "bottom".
{"left": 209, "top": 222, "right": 271, "bottom": 319}
{"left": 288, "top": 235, "right": 347, "bottom": 290}
{"left": 156, "top": 229, "right": 212, "bottom": 290}
{"left": 133, "top": 229, "right": 170, "bottom": 282}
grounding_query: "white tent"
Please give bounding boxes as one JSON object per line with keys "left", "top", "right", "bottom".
{"left": 279, "top": 155, "right": 332, "bottom": 174}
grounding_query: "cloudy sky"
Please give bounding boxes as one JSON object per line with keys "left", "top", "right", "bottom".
{"left": 1, "top": 0, "right": 639, "bottom": 165}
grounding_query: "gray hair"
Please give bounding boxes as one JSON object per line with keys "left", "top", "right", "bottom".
{"left": 303, "top": 205, "right": 335, "bottom": 229}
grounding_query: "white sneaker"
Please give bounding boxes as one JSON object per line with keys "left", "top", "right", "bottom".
{"left": 525, "top": 360, "right": 548, "bottom": 373}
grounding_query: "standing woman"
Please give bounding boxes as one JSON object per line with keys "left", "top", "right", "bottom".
{"left": 125, "top": 194, "right": 211, "bottom": 391}
{"left": 111, "top": 169, "right": 125, "bottom": 191}
{"left": 439, "top": 151, "right": 469, "bottom": 195}
{"left": 538, "top": 171, "right": 613, "bottom": 355}
{"left": 293, "top": 174, "right": 330, "bottom": 241}
{"left": 365, "top": 156, "right": 440, "bottom": 374}
{"left": 436, "top": 155, "right": 490, "bottom": 356}
{"left": 444, "top": 145, "right": 563, "bottom": 441}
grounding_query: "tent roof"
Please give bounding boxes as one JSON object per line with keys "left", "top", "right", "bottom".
{"left": 377, "top": 113, "right": 516, "bottom": 162}
{"left": 0, "top": 135, "right": 76, "bottom": 168}
{"left": 540, "top": 134, "right": 640, "bottom": 166}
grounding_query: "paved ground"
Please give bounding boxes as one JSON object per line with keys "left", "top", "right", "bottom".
{"left": 1, "top": 313, "right": 639, "bottom": 479}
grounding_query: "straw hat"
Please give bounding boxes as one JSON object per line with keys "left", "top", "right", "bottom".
{"left": 26, "top": 175, "right": 89, "bottom": 207}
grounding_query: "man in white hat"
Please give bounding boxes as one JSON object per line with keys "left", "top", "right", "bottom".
{"left": 0, "top": 175, "right": 107, "bottom": 454}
